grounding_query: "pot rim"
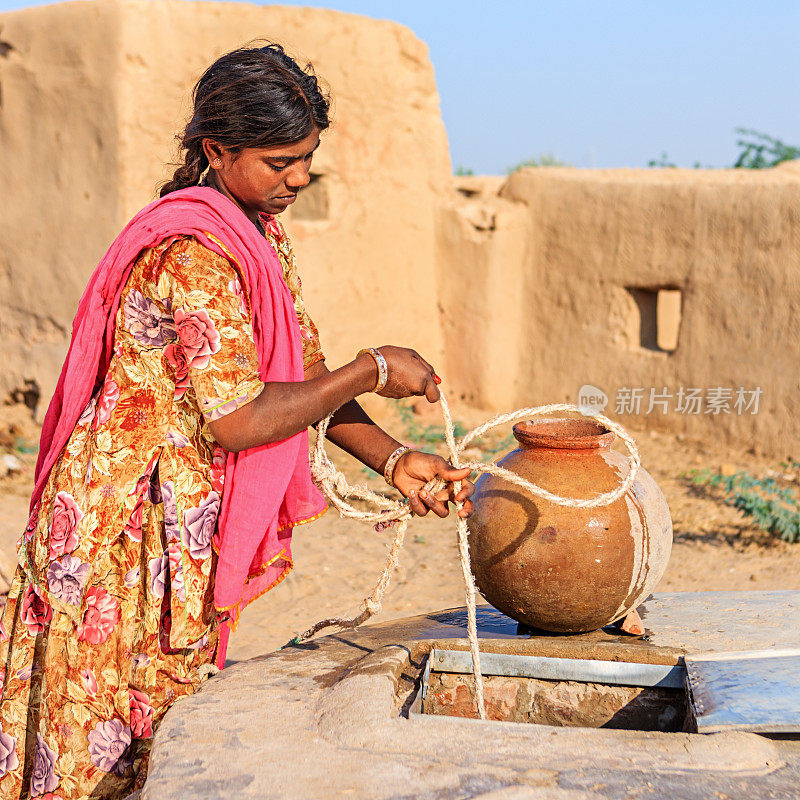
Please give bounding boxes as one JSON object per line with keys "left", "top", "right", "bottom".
{"left": 513, "top": 417, "right": 616, "bottom": 450}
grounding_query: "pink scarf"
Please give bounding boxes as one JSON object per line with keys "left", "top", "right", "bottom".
{"left": 32, "top": 186, "right": 326, "bottom": 667}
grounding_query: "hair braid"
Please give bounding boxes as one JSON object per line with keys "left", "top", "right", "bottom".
{"left": 160, "top": 142, "right": 208, "bottom": 197}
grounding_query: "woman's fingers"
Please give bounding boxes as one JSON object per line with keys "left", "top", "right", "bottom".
{"left": 407, "top": 490, "right": 429, "bottom": 517}
{"left": 418, "top": 488, "right": 449, "bottom": 518}
{"left": 413, "top": 352, "right": 442, "bottom": 393}
{"left": 378, "top": 346, "right": 441, "bottom": 400}
{"left": 438, "top": 465, "right": 472, "bottom": 482}
{"left": 407, "top": 485, "right": 474, "bottom": 519}
{"left": 454, "top": 481, "right": 475, "bottom": 502}
{"left": 433, "top": 486, "right": 451, "bottom": 504}
{"left": 409, "top": 350, "right": 441, "bottom": 398}
{"left": 396, "top": 454, "right": 476, "bottom": 518}
{"left": 412, "top": 350, "right": 436, "bottom": 374}
{"left": 423, "top": 376, "right": 441, "bottom": 403}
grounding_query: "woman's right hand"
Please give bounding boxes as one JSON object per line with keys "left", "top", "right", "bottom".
{"left": 363, "top": 346, "right": 441, "bottom": 403}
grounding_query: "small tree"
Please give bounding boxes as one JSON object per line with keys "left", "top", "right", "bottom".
{"left": 732, "top": 128, "right": 800, "bottom": 169}
{"left": 650, "top": 129, "right": 799, "bottom": 169}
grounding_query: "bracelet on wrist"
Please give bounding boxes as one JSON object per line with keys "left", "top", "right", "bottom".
{"left": 383, "top": 445, "right": 413, "bottom": 488}
{"left": 357, "top": 347, "right": 389, "bottom": 393}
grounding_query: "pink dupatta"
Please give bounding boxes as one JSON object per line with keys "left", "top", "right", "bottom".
{"left": 32, "top": 186, "right": 326, "bottom": 667}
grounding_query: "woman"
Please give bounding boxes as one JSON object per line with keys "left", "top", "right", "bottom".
{"left": 0, "top": 44, "right": 474, "bottom": 798}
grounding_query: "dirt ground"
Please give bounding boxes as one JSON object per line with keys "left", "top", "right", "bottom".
{"left": 1, "top": 400, "right": 798, "bottom": 664}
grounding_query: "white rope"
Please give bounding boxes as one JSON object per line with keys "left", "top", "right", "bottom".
{"left": 292, "top": 393, "right": 641, "bottom": 720}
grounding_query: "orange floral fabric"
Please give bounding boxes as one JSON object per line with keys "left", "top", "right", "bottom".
{"left": 0, "top": 217, "right": 323, "bottom": 798}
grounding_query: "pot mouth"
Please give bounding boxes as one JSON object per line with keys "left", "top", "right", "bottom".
{"left": 513, "top": 418, "right": 615, "bottom": 450}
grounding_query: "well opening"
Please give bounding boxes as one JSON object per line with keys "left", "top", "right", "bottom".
{"left": 415, "top": 649, "right": 690, "bottom": 732}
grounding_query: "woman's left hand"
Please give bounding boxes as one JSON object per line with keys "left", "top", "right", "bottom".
{"left": 391, "top": 451, "right": 475, "bottom": 519}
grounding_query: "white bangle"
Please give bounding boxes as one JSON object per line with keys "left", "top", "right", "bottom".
{"left": 357, "top": 348, "right": 389, "bottom": 393}
{"left": 383, "top": 446, "right": 413, "bottom": 488}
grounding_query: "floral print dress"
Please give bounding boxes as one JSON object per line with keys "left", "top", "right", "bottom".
{"left": 0, "top": 215, "right": 323, "bottom": 799}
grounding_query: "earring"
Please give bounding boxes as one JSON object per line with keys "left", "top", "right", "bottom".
{"left": 213, "top": 159, "right": 222, "bottom": 167}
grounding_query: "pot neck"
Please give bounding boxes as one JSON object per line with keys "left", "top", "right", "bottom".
{"left": 512, "top": 418, "right": 616, "bottom": 451}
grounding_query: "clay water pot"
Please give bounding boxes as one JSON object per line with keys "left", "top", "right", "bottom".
{"left": 468, "top": 418, "right": 672, "bottom": 633}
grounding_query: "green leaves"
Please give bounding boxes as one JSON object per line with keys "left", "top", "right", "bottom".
{"left": 733, "top": 128, "right": 800, "bottom": 169}
{"left": 649, "top": 128, "right": 799, "bottom": 170}
{"left": 506, "top": 153, "right": 570, "bottom": 174}
{"left": 687, "top": 467, "right": 800, "bottom": 543}
{"left": 395, "top": 400, "right": 467, "bottom": 446}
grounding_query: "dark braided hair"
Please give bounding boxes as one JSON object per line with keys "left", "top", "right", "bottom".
{"left": 160, "top": 44, "right": 330, "bottom": 197}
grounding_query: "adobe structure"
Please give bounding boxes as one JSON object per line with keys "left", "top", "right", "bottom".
{"left": 0, "top": 0, "right": 798, "bottom": 456}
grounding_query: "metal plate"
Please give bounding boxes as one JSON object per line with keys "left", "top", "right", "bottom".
{"left": 428, "top": 648, "right": 686, "bottom": 688}
{"left": 686, "top": 649, "right": 800, "bottom": 733}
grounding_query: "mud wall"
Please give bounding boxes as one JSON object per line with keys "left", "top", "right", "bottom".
{"left": 0, "top": 2, "right": 124, "bottom": 414}
{"left": 438, "top": 164, "right": 800, "bottom": 455}
{"left": 0, "top": 0, "right": 451, "bottom": 417}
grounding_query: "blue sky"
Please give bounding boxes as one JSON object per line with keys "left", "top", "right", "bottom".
{"left": 2, "top": 0, "right": 798, "bottom": 173}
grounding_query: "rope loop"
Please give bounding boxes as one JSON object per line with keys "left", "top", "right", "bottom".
{"left": 293, "top": 392, "right": 642, "bottom": 721}
{"left": 365, "top": 597, "right": 382, "bottom": 615}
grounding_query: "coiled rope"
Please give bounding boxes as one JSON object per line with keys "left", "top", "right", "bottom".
{"left": 293, "top": 393, "right": 641, "bottom": 720}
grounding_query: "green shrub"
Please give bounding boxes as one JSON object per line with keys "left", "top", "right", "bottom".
{"left": 648, "top": 152, "right": 678, "bottom": 168}
{"left": 506, "top": 153, "right": 570, "bottom": 174}
{"left": 395, "top": 399, "right": 467, "bottom": 445}
{"left": 686, "top": 467, "right": 800, "bottom": 543}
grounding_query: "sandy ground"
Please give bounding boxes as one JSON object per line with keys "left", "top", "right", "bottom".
{"left": 1, "top": 401, "right": 798, "bottom": 664}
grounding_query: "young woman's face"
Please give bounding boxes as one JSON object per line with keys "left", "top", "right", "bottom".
{"left": 204, "top": 126, "right": 321, "bottom": 219}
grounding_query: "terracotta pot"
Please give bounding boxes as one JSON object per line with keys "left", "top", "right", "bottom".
{"left": 468, "top": 418, "right": 672, "bottom": 633}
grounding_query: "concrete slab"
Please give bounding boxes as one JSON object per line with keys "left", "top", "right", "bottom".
{"left": 143, "top": 592, "right": 800, "bottom": 799}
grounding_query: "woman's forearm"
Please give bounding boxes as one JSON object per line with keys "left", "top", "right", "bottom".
{"left": 208, "top": 355, "right": 377, "bottom": 451}
{"left": 304, "top": 359, "right": 404, "bottom": 473}
{"left": 324, "top": 398, "right": 404, "bottom": 474}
